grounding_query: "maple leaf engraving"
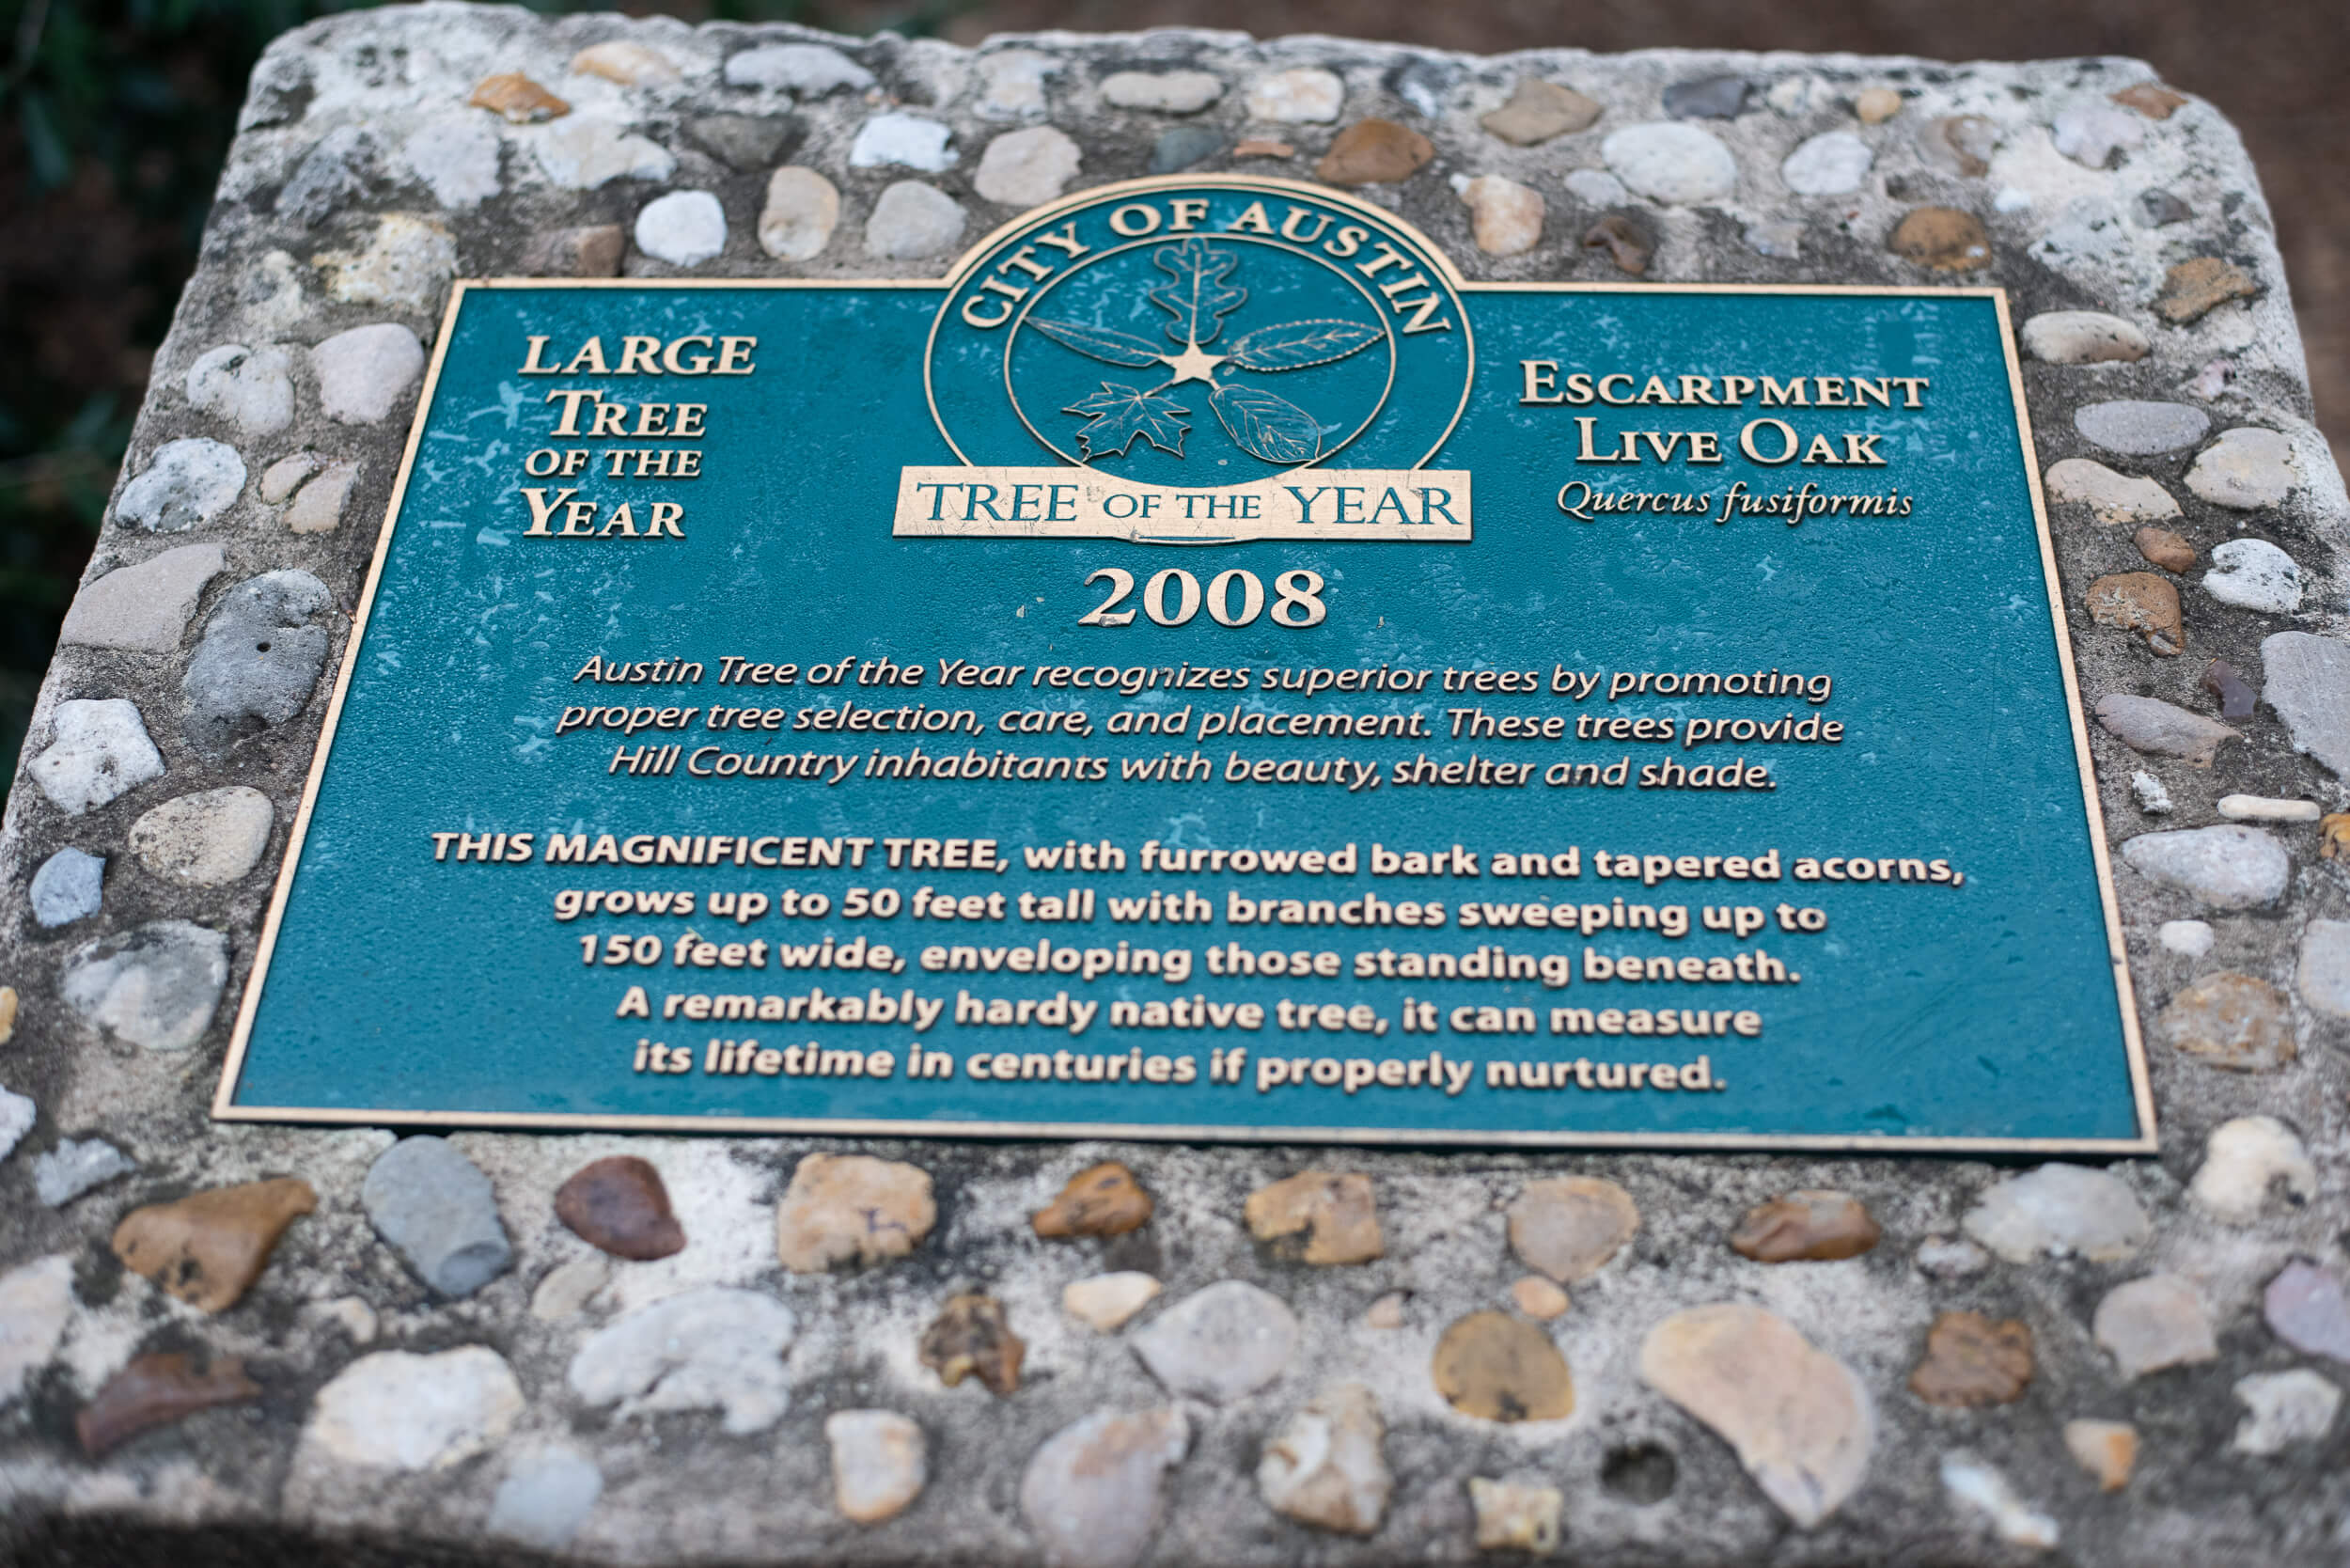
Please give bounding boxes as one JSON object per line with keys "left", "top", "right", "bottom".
{"left": 1209, "top": 384, "right": 1322, "bottom": 463}
{"left": 1065, "top": 382, "right": 1191, "bottom": 460}
{"left": 1147, "top": 239, "right": 1246, "bottom": 348}
{"left": 1223, "top": 319, "right": 1384, "bottom": 372}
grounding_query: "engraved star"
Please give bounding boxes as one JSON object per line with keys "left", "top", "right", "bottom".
{"left": 1160, "top": 340, "right": 1228, "bottom": 385}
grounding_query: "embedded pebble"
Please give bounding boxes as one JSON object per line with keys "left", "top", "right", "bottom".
{"left": 77, "top": 1352, "right": 259, "bottom": 1458}
{"left": 1064, "top": 1271, "right": 1160, "bottom": 1331}
{"left": 0, "top": 1089, "right": 31, "bottom": 1165}
{"left": 1456, "top": 175, "right": 1543, "bottom": 257}
{"left": 2162, "top": 972, "right": 2296, "bottom": 1071}
{"left": 1469, "top": 1477, "right": 1561, "bottom": 1552}
{"left": 2233, "top": 1370, "right": 2341, "bottom": 1453}
{"left": 2075, "top": 400, "right": 2210, "bottom": 455}
{"left": 2190, "top": 1115, "right": 2316, "bottom": 1220}
{"left": 1914, "top": 1235, "right": 1990, "bottom": 1279}
{"left": 975, "top": 125, "right": 1081, "bottom": 206}
{"left": 116, "top": 438, "right": 245, "bottom": 532}
{"left": 920, "top": 1292, "right": 1025, "bottom": 1397}
{"left": 522, "top": 224, "right": 625, "bottom": 278}
{"left": 1246, "top": 69, "right": 1343, "bottom": 123}
{"left": 1364, "top": 1292, "right": 1408, "bottom": 1328}
{"left": 2138, "top": 188, "right": 2191, "bottom": 227}
{"left": 1910, "top": 1311, "right": 2034, "bottom": 1406}
{"left": 131, "top": 786, "right": 274, "bottom": 886}
{"left": 1019, "top": 1406, "right": 1189, "bottom": 1568}
{"left": 2094, "top": 1275, "right": 2217, "bottom": 1378}
{"left": 1744, "top": 220, "right": 1802, "bottom": 258}
{"left": 1132, "top": 1280, "right": 1298, "bottom": 1403}
{"left": 2084, "top": 572, "right": 2182, "bottom": 654}
{"left": 1730, "top": 1189, "right": 1880, "bottom": 1262}
{"left": 29, "top": 848, "right": 103, "bottom": 928}
{"left": 864, "top": 181, "right": 966, "bottom": 261}
{"left": 470, "top": 72, "right": 567, "bottom": 123}
{"left": 634, "top": 190, "right": 727, "bottom": 267}
{"left": 1962, "top": 1164, "right": 2150, "bottom": 1262}
{"left": 1433, "top": 1311, "right": 1574, "bottom": 1422}
{"left": 852, "top": 113, "right": 956, "bottom": 172}
{"left": 2138, "top": 526, "right": 2196, "bottom": 572}
{"left": 362, "top": 1136, "right": 514, "bottom": 1296}
{"left": 1602, "top": 123, "right": 1737, "bottom": 204}
{"left": 2063, "top": 1419, "right": 2137, "bottom": 1490}
{"left": 1151, "top": 127, "right": 1221, "bottom": 175}
{"left": 1246, "top": 1170, "right": 1383, "bottom": 1264}
{"left": 2299, "top": 920, "right": 2350, "bottom": 1018}
{"left": 2053, "top": 102, "right": 2144, "bottom": 167}
{"left": 1888, "top": 207, "right": 1989, "bottom": 270}
{"left": 2132, "top": 772, "right": 2174, "bottom": 814}
{"left": 723, "top": 43, "right": 870, "bottom": 97}
{"left": 2218, "top": 794, "right": 2319, "bottom": 822}
{"left": 112, "top": 1176, "right": 316, "bottom": 1312}
{"left": 1564, "top": 167, "right": 1628, "bottom": 206}
{"left": 2120, "top": 824, "right": 2290, "bottom": 908}
{"left": 1639, "top": 1304, "right": 1872, "bottom": 1528}
{"left": 555, "top": 1154, "right": 684, "bottom": 1260}
{"left": 571, "top": 40, "right": 677, "bottom": 86}
{"left": 2022, "top": 311, "right": 2149, "bottom": 364}
{"left": 401, "top": 118, "right": 501, "bottom": 208}
{"left": 1318, "top": 119, "right": 1432, "bottom": 187}
{"left": 567, "top": 1287, "right": 796, "bottom": 1432}
{"left": 2093, "top": 695, "right": 2236, "bottom": 767}
{"left": 1033, "top": 1161, "right": 1153, "bottom": 1239}
{"left": 487, "top": 1444, "right": 603, "bottom": 1550}
{"left": 1480, "top": 79, "right": 1601, "bottom": 145}
{"left": 1101, "top": 70, "right": 1224, "bottom": 115}
{"left": 1941, "top": 1452, "right": 2059, "bottom": 1549}
{"left": 1664, "top": 74, "right": 1750, "bottom": 119}
{"left": 827, "top": 1410, "right": 926, "bottom": 1524}
{"left": 1923, "top": 115, "right": 1999, "bottom": 176}
{"left": 688, "top": 114, "right": 796, "bottom": 171}
{"left": 186, "top": 344, "right": 294, "bottom": 433}
{"left": 2202, "top": 539, "right": 2301, "bottom": 615}
{"left": 282, "top": 458, "right": 356, "bottom": 534}
{"left": 181, "top": 569, "right": 333, "bottom": 754}
{"left": 2264, "top": 1261, "right": 2350, "bottom": 1361}
{"left": 1854, "top": 86, "right": 1903, "bottom": 123}
{"left": 59, "top": 919, "right": 227, "bottom": 1051}
{"left": 775, "top": 1152, "right": 934, "bottom": 1271}
{"left": 2114, "top": 81, "right": 2188, "bottom": 118}
{"left": 2186, "top": 427, "right": 2295, "bottom": 510}
{"left": 1780, "top": 132, "right": 1872, "bottom": 195}
{"left": 1584, "top": 214, "right": 1653, "bottom": 274}
{"left": 59, "top": 541, "right": 224, "bottom": 652}
{"left": 1257, "top": 1380, "right": 1389, "bottom": 1535}
{"left": 312, "top": 323, "right": 425, "bottom": 424}
{"left": 0, "top": 1255, "right": 74, "bottom": 1403}
{"left": 2043, "top": 458, "right": 2178, "bottom": 523}
{"left": 2154, "top": 256, "right": 2259, "bottom": 323}
{"left": 0, "top": 990, "right": 14, "bottom": 1046}
{"left": 313, "top": 213, "right": 455, "bottom": 312}
{"left": 306, "top": 1347, "right": 523, "bottom": 1469}
{"left": 977, "top": 51, "right": 1059, "bottom": 118}
{"left": 2159, "top": 919, "right": 2215, "bottom": 957}
{"left": 757, "top": 167, "right": 838, "bottom": 261}
{"left": 1510, "top": 1277, "right": 1569, "bottom": 1320}
{"left": 1232, "top": 137, "right": 1293, "bottom": 159}
{"left": 2261, "top": 632, "right": 2350, "bottom": 776}
{"left": 1508, "top": 1175, "right": 1638, "bottom": 1281}
{"left": 529, "top": 1251, "right": 611, "bottom": 1322}
{"left": 277, "top": 126, "right": 376, "bottom": 227}
{"left": 32, "top": 1137, "right": 133, "bottom": 1207}
{"left": 529, "top": 119, "right": 675, "bottom": 188}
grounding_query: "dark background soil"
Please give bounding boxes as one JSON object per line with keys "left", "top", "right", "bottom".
{"left": 1, "top": 0, "right": 2341, "bottom": 792}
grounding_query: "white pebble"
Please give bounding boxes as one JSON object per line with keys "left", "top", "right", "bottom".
{"left": 2232, "top": 1370, "right": 2341, "bottom": 1454}
{"left": 2158, "top": 919, "right": 2214, "bottom": 957}
{"left": 850, "top": 113, "right": 956, "bottom": 172}
{"left": 1603, "top": 122, "right": 1738, "bottom": 205}
{"left": 2202, "top": 539, "right": 2302, "bottom": 615}
{"left": 634, "top": 190, "right": 728, "bottom": 267}
{"left": 2217, "top": 794, "right": 2321, "bottom": 823}
{"left": 2189, "top": 1115, "right": 2316, "bottom": 1221}
{"left": 1940, "top": 1451, "right": 2060, "bottom": 1549}
{"left": 2131, "top": 771, "right": 2174, "bottom": 814}
{"left": 1780, "top": 131, "right": 1872, "bottom": 195}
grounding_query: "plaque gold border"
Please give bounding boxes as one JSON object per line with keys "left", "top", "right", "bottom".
{"left": 212, "top": 175, "right": 2158, "bottom": 1155}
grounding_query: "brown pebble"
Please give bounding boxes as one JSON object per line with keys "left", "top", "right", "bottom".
{"left": 2154, "top": 257, "right": 2259, "bottom": 324}
{"left": 77, "top": 1352, "right": 260, "bottom": 1457}
{"left": 2085, "top": 572, "right": 2184, "bottom": 655}
{"left": 1246, "top": 1170, "right": 1384, "bottom": 1264}
{"left": 1316, "top": 119, "right": 1434, "bottom": 187}
{"left": 1032, "top": 1161, "right": 1153, "bottom": 1239}
{"left": 2321, "top": 813, "right": 2350, "bottom": 860}
{"left": 1480, "top": 79, "right": 1603, "bottom": 145}
{"left": 1888, "top": 207, "right": 1991, "bottom": 271}
{"left": 2162, "top": 972, "right": 2296, "bottom": 1070}
{"left": 2112, "top": 83, "right": 2187, "bottom": 120}
{"left": 919, "top": 1293, "right": 1025, "bottom": 1397}
{"left": 2201, "top": 658, "right": 2257, "bottom": 720}
{"left": 2135, "top": 525, "right": 2197, "bottom": 574}
{"left": 1582, "top": 214, "right": 1653, "bottom": 275}
{"left": 1729, "top": 1189, "right": 1882, "bottom": 1262}
{"left": 1233, "top": 138, "right": 1295, "bottom": 159}
{"left": 1854, "top": 86, "right": 1904, "bottom": 124}
{"left": 112, "top": 1177, "right": 316, "bottom": 1313}
{"left": 555, "top": 1155, "right": 685, "bottom": 1261}
{"left": 1909, "top": 1310, "right": 2034, "bottom": 1406}
{"left": 1923, "top": 116, "right": 1998, "bottom": 178}
{"left": 1432, "top": 1310, "right": 1575, "bottom": 1422}
{"left": 1510, "top": 1276, "right": 1570, "bottom": 1320}
{"left": 522, "top": 225, "right": 625, "bottom": 279}
{"left": 469, "top": 71, "right": 570, "bottom": 123}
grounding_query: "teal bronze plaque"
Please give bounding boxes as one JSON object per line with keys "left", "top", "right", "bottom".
{"left": 215, "top": 176, "right": 2154, "bottom": 1152}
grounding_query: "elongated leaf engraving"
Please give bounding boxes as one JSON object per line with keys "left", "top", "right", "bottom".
{"left": 1209, "top": 384, "right": 1321, "bottom": 463}
{"left": 1065, "top": 383, "right": 1191, "bottom": 460}
{"left": 1027, "top": 318, "right": 1168, "bottom": 368}
{"left": 1147, "top": 239, "right": 1246, "bottom": 347}
{"left": 1224, "top": 319, "right": 1384, "bottom": 372}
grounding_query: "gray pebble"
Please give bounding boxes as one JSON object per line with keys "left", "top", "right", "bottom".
{"left": 25, "top": 698, "right": 165, "bottom": 816}
{"left": 2075, "top": 400, "right": 2212, "bottom": 456}
{"left": 2120, "top": 824, "right": 2291, "bottom": 908}
{"left": 1152, "top": 126, "right": 1223, "bottom": 175}
{"left": 2203, "top": 540, "right": 2302, "bottom": 615}
{"left": 1388, "top": 56, "right": 1461, "bottom": 118}
{"left": 58, "top": 543, "right": 225, "bottom": 653}
{"left": 114, "top": 439, "right": 246, "bottom": 532}
{"left": 1132, "top": 1280, "right": 1298, "bottom": 1403}
{"left": 2136, "top": 189, "right": 2191, "bottom": 227}
{"left": 58, "top": 919, "right": 229, "bottom": 1052}
{"left": 487, "top": 1444, "right": 603, "bottom": 1550}
{"left": 32, "top": 1137, "right": 134, "bottom": 1207}
{"left": 362, "top": 1135, "right": 514, "bottom": 1297}
{"left": 278, "top": 124, "right": 375, "bottom": 227}
{"left": 28, "top": 848, "right": 104, "bottom": 928}
{"left": 2298, "top": 921, "right": 2350, "bottom": 1020}
{"left": 689, "top": 114, "right": 801, "bottom": 171}
{"left": 0, "top": 1089, "right": 33, "bottom": 1165}
{"left": 2262, "top": 633, "right": 2350, "bottom": 776}
{"left": 185, "top": 344, "right": 295, "bottom": 435}
{"left": 1964, "top": 1163, "right": 2149, "bottom": 1262}
{"left": 2266, "top": 1261, "right": 2350, "bottom": 1362}
{"left": 312, "top": 323, "right": 425, "bottom": 425}
{"left": 181, "top": 570, "right": 333, "bottom": 755}
{"left": 2094, "top": 694, "right": 2238, "bottom": 767}
{"left": 864, "top": 181, "right": 966, "bottom": 260}
{"left": 723, "top": 42, "right": 872, "bottom": 97}
{"left": 1663, "top": 73, "right": 1751, "bottom": 119}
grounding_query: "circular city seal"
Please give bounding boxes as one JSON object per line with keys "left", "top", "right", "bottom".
{"left": 928, "top": 177, "right": 1473, "bottom": 489}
